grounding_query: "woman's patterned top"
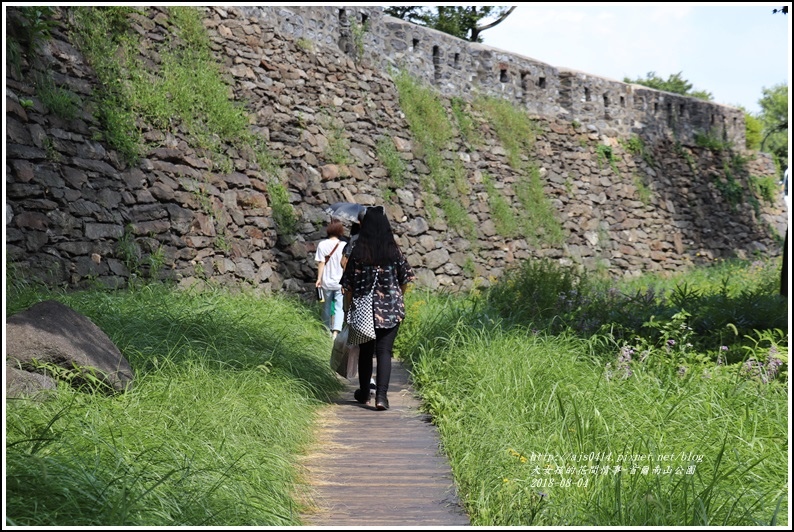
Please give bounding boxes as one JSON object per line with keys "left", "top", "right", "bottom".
{"left": 341, "top": 255, "right": 416, "bottom": 329}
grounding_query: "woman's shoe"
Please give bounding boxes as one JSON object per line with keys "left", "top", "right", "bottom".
{"left": 353, "top": 388, "right": 370, "bottom": 404}
{"left": 375, "top": 393, "right": 389, "bottom": 410}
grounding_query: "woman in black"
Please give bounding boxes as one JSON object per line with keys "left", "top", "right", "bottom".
{"left": 341, "top": 206, "right": 415, "bottom": 410}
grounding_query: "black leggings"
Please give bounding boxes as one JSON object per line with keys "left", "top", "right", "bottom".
{"left": 358, "top": 323, "right": 401, "bottom": 396}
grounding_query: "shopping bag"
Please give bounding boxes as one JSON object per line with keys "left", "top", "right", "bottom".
{"left": 331, "top": 326, "right": 358, "bottom": 379}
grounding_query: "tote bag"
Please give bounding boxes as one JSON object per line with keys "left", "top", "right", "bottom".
{"left": 330, "top": 325, "right": 358, "bottom": 379}
{"left": 347, "top": 271, "right": 377, "bottom": 346}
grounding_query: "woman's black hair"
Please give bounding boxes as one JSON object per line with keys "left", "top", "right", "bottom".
{"left": 348, "top": 206, "right": 401, "bottom": 265}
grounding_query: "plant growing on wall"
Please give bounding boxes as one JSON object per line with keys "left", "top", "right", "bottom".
{"left": 515, "top": 163, "right": 565, "bottom": 246}
{"left": 450, "top": 96, "right": 480, "bottom": 146}
{"left": 33, "top": 72, "right": 81, "bottom": 120}
{"left": 376, "top": 136, "right": 406, "bottom": 203}
{"left": 147, "top": 244, "right": 166, "bottom": 281}
{"left": 474, "top": 95, "right": 565, "bottom": 246}
{"left": 633, "top": 173, "right": 653, "bottom": 205}
{"left": 595, "top": 143, "right": 620, "bottom": 177}
{"left": 714, "top": 159, "right": 745, "bottom": 211}
{"left": 115, "top": 224, "right": 144, "bottom": 279}
{"left": 619, "top": 134, "right": 657, "bottom": 168}
{"left": 474, "top": 95, "right": 537, "bottom": 169}
{"left": 673, "top": 140, "right": 698, "bottom": 174}
{"left": 320, "top": 110, "right": 353, "bottom": 167}
{"left": 41, "top": 136, "right": 62, "bottom": 162}
{"left": 295, "top": 37, "right": 313, "bottom": 52}
{"left": 268, "top": 179, "right": 298, "bottom": 236}
{"left": 349, "top": 18, "right": 369, "bottom": 60}
{"left": 749, "top": 174, "right": 779, "bottom": 204}
{"left": 6, "top": 6, "right": 57, "bottom": 76}
{"left": 70, "top": 6, "right": 142, "bottom": 164}
{"left": 482, "top": 172, "right": 519, "bottom": 237}
{"left": 69, "top": 6, "right": 298, "bottom": 241}
{"left": 115, "top": 225, "right": 168, "bottom": 282}
{"left": 393, "top": 68, "right": 475, "bottom": 237}
{"left": 254, "top": 146, "right": 297, "bottom": 237}
{"left": 694, "top": 129, "right": 731, "bottom": 151}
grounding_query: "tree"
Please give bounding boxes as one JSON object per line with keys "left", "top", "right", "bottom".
{"left": 383, "top": 6, "right": 427, "bottom": 24}
{"left": 383, "top": 6, "right": 516, "bottom": 43}
{"left": 757, "top": 82, "right": 788, "bottom": 171}
{"left": 738, "top": 106, "right": 763, "bottom": 150}
{"left": 623, "top": 71, "right": 713, "bottom": 101}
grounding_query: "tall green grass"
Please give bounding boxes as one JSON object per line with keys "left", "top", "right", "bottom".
{"left": 6, "top": 256, "right": 787, "bottom": 526}
{"left": 6, "top": 283, "right": 343, "bottom": 526}
{"left": 407, "top": 328, "right": 787, "bottom": 526}
{"left": 398, "top": 257, "right": 788, "bottom": 526}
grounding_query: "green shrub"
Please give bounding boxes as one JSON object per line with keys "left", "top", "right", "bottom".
{"left": 268, "top": 179, "right": 298, "bottom": 236}
{"left": 750, "top": 174, "right": 780, "bottom": 204}
{"left": 694, "top": 129, "right": 730, "bottom": 151}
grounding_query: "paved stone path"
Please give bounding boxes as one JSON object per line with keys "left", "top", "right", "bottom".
{"left": 299, "top": 359, "right": 470, "bottom": 527}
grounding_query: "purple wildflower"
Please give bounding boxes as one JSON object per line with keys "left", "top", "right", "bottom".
{"left": 618, "top": 346, "right": 634, "bottom": 363}
{"left": 766, "top": 358, "right": 783, "bottom": 381}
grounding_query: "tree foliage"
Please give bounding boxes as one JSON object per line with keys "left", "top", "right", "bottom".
{"left": 757, "top": 82, "right": 788, "bottom": 170}
{"left": 623, "top": 71, "right": 713, "bottom": 101}
{"left": 383, "top": 6, "right": 516, "bottom": 43}
{"left": 741, "top": 107, "right": 763, "bottom": 150}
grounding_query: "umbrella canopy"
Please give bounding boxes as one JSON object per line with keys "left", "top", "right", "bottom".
{"left": 324, "top": 202, "right": 367, "bottom": 223}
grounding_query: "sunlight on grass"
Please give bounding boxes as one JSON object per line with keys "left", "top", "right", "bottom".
{"left": 399, "top": 257, "right": 788, "bottom": 526}
{"left": 6, "top": 256, "right": 787, "bottom": 526}
{"left": 5, "top": 283, "right": 343, "bottom": 526}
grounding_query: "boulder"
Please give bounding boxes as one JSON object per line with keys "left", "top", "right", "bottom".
{"left": 6, "top": 300, "right": 134, "bottom": 398}
{"left": 6, "top": 365, "right": 57, "bottom": 400}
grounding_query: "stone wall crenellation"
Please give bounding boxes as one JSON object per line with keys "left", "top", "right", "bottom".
{"left": 252, "top": 6, "right": 745, "bottom": 146}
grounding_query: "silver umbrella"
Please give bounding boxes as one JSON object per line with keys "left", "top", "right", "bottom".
{"left": 324, "top": 202, "right": 368, "bottom": 223}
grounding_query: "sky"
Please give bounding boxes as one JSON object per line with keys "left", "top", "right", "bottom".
{"left": 477, "top": 3, "right": 791, "bottom": 116}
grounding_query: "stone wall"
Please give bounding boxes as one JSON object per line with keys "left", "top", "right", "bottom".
{"left": 246, "top": 6, "right": 747, "bottom": 146}
{"left": 4, "top": 6, "right": 787, "bottom": 298}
